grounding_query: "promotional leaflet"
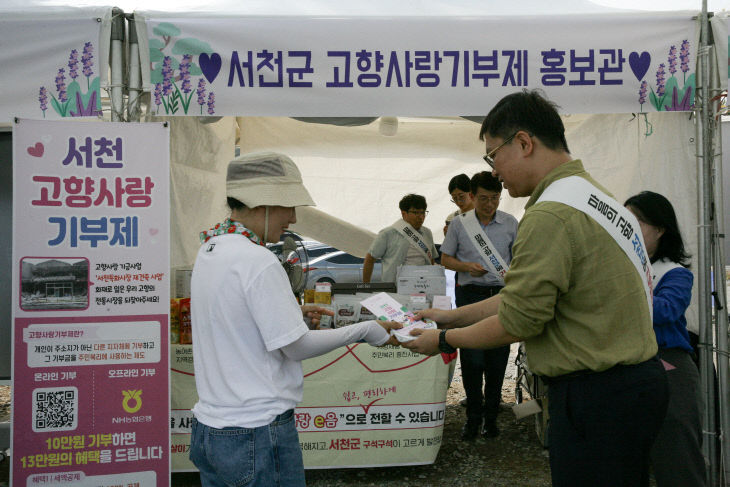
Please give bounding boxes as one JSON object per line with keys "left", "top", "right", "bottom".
{"left": 359, "top": 293, "right": 437, "bottom": 343}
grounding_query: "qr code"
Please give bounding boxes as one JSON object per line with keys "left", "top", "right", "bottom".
{"left": 32, "top": 386, "right": 78, "bottom": 432}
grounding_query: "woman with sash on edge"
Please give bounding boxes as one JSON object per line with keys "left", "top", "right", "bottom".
{"left": 625, "top": 191, "right": 705, "bottom": 487}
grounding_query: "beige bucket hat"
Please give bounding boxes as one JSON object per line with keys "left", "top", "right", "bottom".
{"left": 226, "top": 151, "right": 315, "bottom": 208}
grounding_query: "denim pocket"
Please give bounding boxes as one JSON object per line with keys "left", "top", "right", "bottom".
{"left": 208, "top": 427, "right": 255, "bottom": 487}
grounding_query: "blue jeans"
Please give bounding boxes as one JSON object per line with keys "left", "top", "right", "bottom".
{"left": 190, "top": 410, "right": 305, "bottom": 487}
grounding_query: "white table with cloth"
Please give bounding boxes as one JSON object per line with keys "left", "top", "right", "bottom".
{"left": 170, "top": 343, "right": 452, "bottom": 470}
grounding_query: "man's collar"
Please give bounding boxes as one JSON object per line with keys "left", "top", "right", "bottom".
{"left": 525, "top": 159, "right": 585, "bottom": 209}
{"left": 475, "top": 208, "right": 505, "bottom": 224}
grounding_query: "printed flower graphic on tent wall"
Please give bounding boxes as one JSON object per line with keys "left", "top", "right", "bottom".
{"left": 38, "top": 42, "right": 102, "bottom": 118}
{"left": 638, "top": 39, "right": 695, "bottom": 113}
{"left": 149, "top": 22, "right": 216, "bottom": 115}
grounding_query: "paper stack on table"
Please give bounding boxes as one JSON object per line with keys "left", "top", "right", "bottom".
{"left": 360, "top": 292, "right": 437, "bottom": 342}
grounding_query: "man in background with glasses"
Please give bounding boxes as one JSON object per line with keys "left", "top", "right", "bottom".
{"left": 444, "top": 174, "right": 474, "bottom": 236}
{"left": 404, "top": 90, "right": 667, "bottom": 486}
{"left": 363, "top": 193, "right": 438, "bottom": 283}
{"left": 440, "top": 171, "right": 517, "bottom": 440}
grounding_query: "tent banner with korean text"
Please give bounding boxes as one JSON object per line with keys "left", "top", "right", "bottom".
{"left": 0, "top": 8, "right": 111, "bottom": 123}
{"left": 11, "top": 119, "right": 170, "bottom": 487}
{"left": 170, "top": 344, "right": 450, "bottom": 470}
{"left": 138, "top": 11, "right": 696, "bottom": 116}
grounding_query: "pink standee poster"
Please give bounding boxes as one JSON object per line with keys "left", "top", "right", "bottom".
{"left": 11, "top": 119, "right": 170, "bottom": 487}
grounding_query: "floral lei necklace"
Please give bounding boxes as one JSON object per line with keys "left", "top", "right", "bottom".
{"left": 199, "top": 218, "right": 263, "bottom": 246}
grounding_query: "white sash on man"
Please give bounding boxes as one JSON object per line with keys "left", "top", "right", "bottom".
{"left": 459, "top": 210, "right": 510, "bottom": 283}
{"left": 536, "top": 176, "right": 654, "bottom": 318}
{"left": 392, "top": 220, "right": 433, "bottom": 262}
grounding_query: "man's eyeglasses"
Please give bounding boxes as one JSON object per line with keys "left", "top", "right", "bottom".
{"left": 407, "top": 210, "right": 429, "bottom": 216}
{"left": 483, "top": 132, "right": 518, "bottom": 169}
{"left": 476, "top": 195, "right": 501, "bottom": 204}
{"left": 450, "top": 193, "right": 470, "bottom": 204}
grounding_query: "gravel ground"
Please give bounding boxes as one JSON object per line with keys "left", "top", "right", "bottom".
{"left": 0, "top": 345, "right": 552, "bottom": 486}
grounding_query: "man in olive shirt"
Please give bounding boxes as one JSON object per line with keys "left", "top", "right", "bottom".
{"left": 404, "top": 90, "right": 668, "bottom": 486}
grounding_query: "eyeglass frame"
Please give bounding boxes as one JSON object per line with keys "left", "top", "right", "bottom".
{"left": 406, "top": 209, "right": 429, "bottom": 216}
{"left": 449, "top": 192, "right": 471, "bottom": 204}
{"left": 483, "top": 131, "right": 534, "bottom": 169}
{"left": 475, "top": 195, "right": 502, "bottom": 204}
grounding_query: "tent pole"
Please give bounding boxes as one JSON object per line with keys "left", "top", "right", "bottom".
{"left": 708, "top": 20, "right": 730, "bottom": 485}
{"left": 714, "top": 129, "right": 730, "bottom": 486}
{"left": 127, "top": 14, "right": 142, "bottom": 122}
{"left": 697, "top": 3, "right": 719, "bottom": 485}
{"left": 110, "top": 8, "right": 125, "bottom": 121}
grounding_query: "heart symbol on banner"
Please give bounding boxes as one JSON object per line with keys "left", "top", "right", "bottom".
{"left": 628, "top": 51, "right": 651, "bottom": 81}
{"left": 199, "top": 53, "right": 222, "bottom": 84}
{"left": 27, "top": 142, "right": 44, "bottom": 157}
{"left": 149, "top": 228, "right": 159, "bottom": 236}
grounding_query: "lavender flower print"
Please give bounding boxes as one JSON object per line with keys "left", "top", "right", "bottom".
{"left": 154, "top": 83, "right": 163, "bottom": 113}
{"left": 196, "top": 79, "right": 207, "bottom": 114}
{"left": 207, "top": 92, "right": 215, "bottom": 115}
{"left": 39, "top": 87, "right": 48, "bottom": 117}
{"left": 680, "top": 39, "right": 690, "bottom": 81}
{"left": 55, "top": 68, "right": 68, "bottom": 102}
{"left": 162, "top": 56, "right": 174, "bottom": 97}
{"left": 68, "top": 49, "right": 79, "bottom": 80}
{"left": 655, "top": 64, "right": 666, "bottom": 97}
{"left": 645, "top": 40, "right": 694, "bottom": 112}
{"left": 179, "top": 54, "right": 192, "bottom": 94}
{"left": 667, "top": 46, "right": 677, "bottom": 76}
{"left": 82, "top": 42, "right": 94, "bottom": 87}
{"left": 638, "top": 81, "right": 647, "bottom": 111}
{"left": 41, "top": 42, "right": 101, "bottom": 118}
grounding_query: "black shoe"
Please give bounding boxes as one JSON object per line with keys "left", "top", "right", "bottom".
{"left": 481, "top": 423, "right": 500, "bottom": 438}
{"left": 461, "top": 420, "right": 481, "bottom": 441}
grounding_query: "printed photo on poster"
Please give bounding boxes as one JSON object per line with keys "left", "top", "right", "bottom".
{"left": 20, "top": 257, "right": 89, "bottom": 311}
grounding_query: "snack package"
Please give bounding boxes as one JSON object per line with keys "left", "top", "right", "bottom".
{"left": 333, "top": 295, "right": 361, "bottom": 328}
{"left": 179, "top": 297, "right": 192, "bottom": 344}
{"left": 408, "top": 293, "right": 429, "bottom": 313}
{"left": 303, "top": 289, "right": 316, "bottom": 304}
{"left": 170, "top": 298, "right": 181, "bottom": 344}
{"left": 314, "top": 282, "right": 332, "bottom": 305}
{"left": 318, "top": 305, "right": 334, "bottom": 329}
{"left": 355, "top": 293, "right": 378, "bottom": 322}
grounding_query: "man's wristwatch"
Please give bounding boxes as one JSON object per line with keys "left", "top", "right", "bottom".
{"left": 438, "top": 329, "right": 457, "bottom": 354}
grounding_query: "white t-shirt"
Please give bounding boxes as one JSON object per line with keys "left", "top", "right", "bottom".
{"left": 190, "top": 234, "right": 309, "bottom": 428}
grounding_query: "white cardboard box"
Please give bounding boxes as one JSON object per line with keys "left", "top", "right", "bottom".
{"left": 397, "top": 276, "right": 447, "bottom": 298}
{"left": 396, "top": 266, "right": 446, "bottom": 298}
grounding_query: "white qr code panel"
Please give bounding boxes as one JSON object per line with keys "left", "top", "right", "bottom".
{"left": 32, "top": 386, "right": 79, "bottom": 432}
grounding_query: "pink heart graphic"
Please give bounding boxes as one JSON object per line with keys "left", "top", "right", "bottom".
{"left": 27, "top": 142, "right": 44, "bottom": 157}
{"left": 149, "top": 228, "right": 159, "bottom": 236}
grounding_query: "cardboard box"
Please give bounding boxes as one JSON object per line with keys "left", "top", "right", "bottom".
{"left": 396, "top": 265, "right": 446, "bottom": 299}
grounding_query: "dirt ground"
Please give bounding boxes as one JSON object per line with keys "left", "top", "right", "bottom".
{"left": 0, "top": 345, "right": 553, "bottom": 486}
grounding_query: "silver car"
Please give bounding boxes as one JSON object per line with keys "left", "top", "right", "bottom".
{"left": 267, "top": 235, "right": 382, "bottom": 288}
{"left": 304, "top": 250, "right": 382, "bottom": 288}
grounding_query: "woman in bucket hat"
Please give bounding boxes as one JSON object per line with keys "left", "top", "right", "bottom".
{"left": 188, "top": 152, "right": 400, "bottom": 487}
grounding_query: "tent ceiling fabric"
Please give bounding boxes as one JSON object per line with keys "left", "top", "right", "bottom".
{"left": 130, "top": 0, "right": 628, "bottom": 16}
{"left": 291, "top": 118, "right": 379, "bottom": 127}
{"left": 290, "top": 207, "right": 377, "bottom": 258}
